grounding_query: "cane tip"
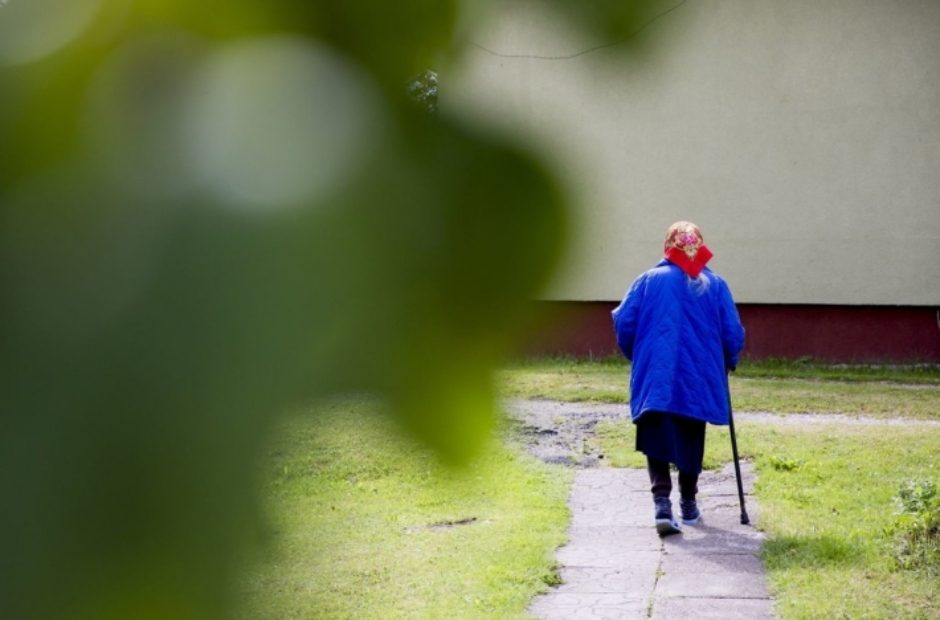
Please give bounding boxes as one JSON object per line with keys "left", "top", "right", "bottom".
{"left": 740, "top": 513, "right": 750, "bottom": 525}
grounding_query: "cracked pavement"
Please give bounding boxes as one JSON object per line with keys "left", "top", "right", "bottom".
{"left": 528, "top": 464, "right": 775, "bottom": 619}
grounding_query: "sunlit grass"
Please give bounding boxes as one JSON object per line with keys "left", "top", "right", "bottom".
{"left": 757, "top": 424, "right": 940, "bottom": 619}
{"left": 238, "top": 400, "right": 571, "bottom": 619}
{"left": 240, "top": 360, "right": 940, "bottom": 619}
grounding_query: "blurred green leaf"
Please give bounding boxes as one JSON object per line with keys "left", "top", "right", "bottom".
{"left": 0, "top": 0, "right": 668, "bottom": 617}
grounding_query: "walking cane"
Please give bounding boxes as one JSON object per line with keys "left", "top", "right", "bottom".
{"left": 727, "top": 373, "right": 750, "bottom": 525}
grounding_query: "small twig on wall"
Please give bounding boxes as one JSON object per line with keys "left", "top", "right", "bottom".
{"left": 469, "top": 0, "right": 689, "bottom": 61}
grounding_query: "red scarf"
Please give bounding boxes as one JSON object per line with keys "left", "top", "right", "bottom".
{"left": 665, "top": 244, "right": 713, "bottom": 278}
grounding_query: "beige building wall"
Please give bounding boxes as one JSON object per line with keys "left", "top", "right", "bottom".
{"left": 448, "top": 0, "right": 940, "bottom": 305}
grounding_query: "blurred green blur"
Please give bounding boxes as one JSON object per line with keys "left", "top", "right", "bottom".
{"left": 0, "top": 1, "right": 666, "bottom": 617}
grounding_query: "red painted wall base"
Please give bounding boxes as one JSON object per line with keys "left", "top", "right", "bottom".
{"left": 523, "top": 302, "right": 940, "bottom": 363}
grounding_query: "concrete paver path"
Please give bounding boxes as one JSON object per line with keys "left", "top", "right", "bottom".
{"left": 529, "top": 463, "right": 774, "bottom": 619}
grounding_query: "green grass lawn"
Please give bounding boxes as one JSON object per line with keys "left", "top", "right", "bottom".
{"left": 500, "top": 357, "right": 940, "bottom": 420}
{"left": 240, "top": 359, "right": 939, "bottom": 619}
{"left": 238, "top": 400, "right": 571, "bottom": 619}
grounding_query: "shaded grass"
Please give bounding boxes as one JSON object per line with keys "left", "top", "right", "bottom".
{"left": 595, "top": 420, "right": 940, "bottom": 619}
{"left": 512, "top": 355, "right": 940, "bottom": 383}
{"left": 500, "top": 359, "right": 940, "bottom": 420}
{"left": 501, "top": 361, "right": 628, "bottom": 404}
{"left": 734, "top": 358, "right": 940, "bottom": 383}
{"left": 238, "top": 400, "right": 571, "bottom": 619}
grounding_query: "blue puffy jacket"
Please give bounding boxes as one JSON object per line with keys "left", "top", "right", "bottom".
{"left": 612, "top": 260, "right": 745, "bottom": 425}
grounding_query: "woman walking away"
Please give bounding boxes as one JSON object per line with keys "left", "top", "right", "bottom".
{"left": 612, "top": 222, "right": 745, "bottom": 536}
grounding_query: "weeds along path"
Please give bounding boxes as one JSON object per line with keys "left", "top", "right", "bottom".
{"left": 504, "top": 399, "right": 940, "bottom": 467}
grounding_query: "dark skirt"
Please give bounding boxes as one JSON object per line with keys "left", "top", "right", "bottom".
{"left": 635, "top": 411, "right": 707, "bottom": 474}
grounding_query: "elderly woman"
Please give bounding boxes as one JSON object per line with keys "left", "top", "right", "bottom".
{"left": 612, "top": 222, "right": 745, "bottom": 536}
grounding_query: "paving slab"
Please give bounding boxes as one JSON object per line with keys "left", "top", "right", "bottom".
{"left": 558, "top": 528, "right": 661, "bottom": 566}
{"left": 528, "top": 593, "right": 648, "bottom": 620}
{"left": 652, "top": 596, "right": 776, "bottom": 620}
{"left": 555, "top": 566, "right": 657, "bottom": 595}
{"left": 656, "top": 552, "right": 770, "bottom": 599}
{"left": 529, "top": 462, "right": 776, "bottom": 619}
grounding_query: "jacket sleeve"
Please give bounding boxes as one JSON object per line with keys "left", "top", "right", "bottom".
{"left": 611, "top": 276, "right": 644, "bottom": 360}
{"left": 718, "top": 280, "right": 746, "bottom": 370}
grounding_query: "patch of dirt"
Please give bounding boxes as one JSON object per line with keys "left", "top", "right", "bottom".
{"left": 404, "top": 517, "right": 481, "bottom": 533}
{"left": 503, "top": 399, "right": 630, "bottom": 468}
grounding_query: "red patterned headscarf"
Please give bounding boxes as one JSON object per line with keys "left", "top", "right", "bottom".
{"left": 664, "top": 221, "right": 713, "bottom": 278}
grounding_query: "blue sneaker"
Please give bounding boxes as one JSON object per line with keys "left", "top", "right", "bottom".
{"left": 680, "top": 498, "right": 702, "bottom": 525}
{"left": 654, "top": 497, "right": 681, "bottom": 536}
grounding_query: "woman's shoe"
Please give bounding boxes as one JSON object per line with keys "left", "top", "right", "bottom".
{"left": 680, "top": 498, "right": 702, "bottom": 525}
{"left": 654, "top": 497, "right": 681, "bottom": 536}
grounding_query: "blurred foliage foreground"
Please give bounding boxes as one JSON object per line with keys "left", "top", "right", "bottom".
{"left": 0, "top": 1, "right": 669, "bottom": 618}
